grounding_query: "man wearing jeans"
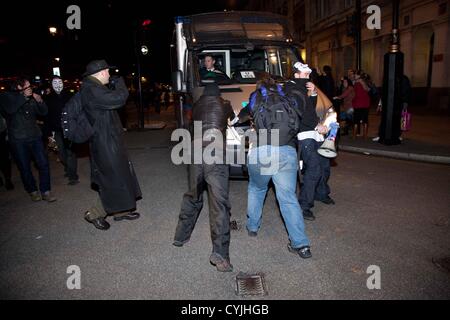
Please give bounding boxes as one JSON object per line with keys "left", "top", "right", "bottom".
{"left": 245, "top": 77, "right": 311, "bottom": 259}
{"left": 0, "top": 78, "right": 56, "bottom": 202}
{"left": 285, "top": 63, "right": 333, "bottom": 222}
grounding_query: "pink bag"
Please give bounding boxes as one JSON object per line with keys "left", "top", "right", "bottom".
{"left": 401, "top": 108, "right": 411, "bottom": 131}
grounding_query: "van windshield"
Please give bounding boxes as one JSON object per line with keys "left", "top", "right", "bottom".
{"left": 198, "top": 47, "right": 300, "bottom": 85}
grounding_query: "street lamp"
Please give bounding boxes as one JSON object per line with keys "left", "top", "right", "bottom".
{"left": 49, "top": 27, "right": 57, "bottom": 36}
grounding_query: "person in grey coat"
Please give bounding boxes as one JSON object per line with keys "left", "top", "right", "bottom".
{"left": 81, "top": 60, "right": 142, "bottom": 231}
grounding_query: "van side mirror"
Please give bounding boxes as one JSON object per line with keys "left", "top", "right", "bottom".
{"left": 172, "top": 70, "right": 184, "bottom": 93}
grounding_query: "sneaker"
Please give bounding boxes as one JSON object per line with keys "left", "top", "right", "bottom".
{"left": 42, "top": 191, "right": 57, "bottom": 202}
{"left": 318, "top": 197, "right": 335, "bottom": 205}
{"left": 30, "top": 191, "right": 42, "bottom": 202}
{"left": 372, "top": 136, "right": 380, "bottom": 142}
{"left": 302, "top": 209, "right": 315, "bottom": 221}
{"left": 246, "top": 228, "right": 258, "bottom": 237}
{"left": 287, "top": 244, "right": 312, "bottom": 259}
{"left": 209, "top": 253, "right": 233, "bottom": 272}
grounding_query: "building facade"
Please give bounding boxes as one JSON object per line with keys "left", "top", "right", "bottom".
{"left": 246, "top": 0, "right": 450, "bottom": 110}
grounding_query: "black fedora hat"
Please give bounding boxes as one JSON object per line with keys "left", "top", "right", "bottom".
{"left": 83, "top": 59, "right": 116, "bottom": 77}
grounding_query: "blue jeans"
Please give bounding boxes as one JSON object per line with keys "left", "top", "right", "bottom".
{"left": 9, "top": 137, "right": 51, "bottom": 193}
{"left": 298, "top": 139, "right": 331, "bottom": 211}
{"left": 247, "top": 145, "right": 310, "bottom": 249}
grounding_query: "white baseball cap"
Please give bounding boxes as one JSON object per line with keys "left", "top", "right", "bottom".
{"left": 294, "top": 62, "right": 312, "bottom": 74}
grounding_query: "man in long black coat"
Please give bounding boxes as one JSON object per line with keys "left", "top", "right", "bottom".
{"left": 81, "top": 60, "right": 142, "bottom": 231}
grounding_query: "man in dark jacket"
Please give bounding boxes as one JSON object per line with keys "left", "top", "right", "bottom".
{"left": 285, "top": 63, "right": 332, "bottom": 222}
{"left": 0, "top": 78, "right": 56, "bottom": 202}
{"left": 173, "top": 82, "right": 235, "bottom": 272}
{"left": 81, "top": 60, "right": 142, "bottom": 231}
{"left": 45, "top": 77, "right": 79, "bottom": 185}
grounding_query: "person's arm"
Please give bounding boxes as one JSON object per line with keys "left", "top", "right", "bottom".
{"left": 31, "top": 94, "right": 48, "bottom": 116}
{"left": 90, "top": 77, "right": 129, "bottom": 110}
{"left": 337, "top": 87, "right": 350, "bottom": 99}
{"left": 34, "top": 100, "right": 48, "bottom": 116}
{"left": 359, "top": 79, "right": 369, "bottom": 91}
{"left": 0, "top": 92, "right": 27, "bottom": 115}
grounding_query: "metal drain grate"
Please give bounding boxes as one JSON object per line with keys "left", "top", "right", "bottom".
{"left": 230, "top": 220, "right": 241, "bottom": 231}
{"left": 235, "top": 272, "right": 268, "bottom": 296}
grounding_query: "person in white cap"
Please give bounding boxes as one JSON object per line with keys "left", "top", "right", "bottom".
{"left": 285, "top": 62, "right": 334, "bottom": 222}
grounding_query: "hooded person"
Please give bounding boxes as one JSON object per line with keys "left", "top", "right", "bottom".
{"left": 80, "top": 59, "right": 142, "bottom": 231}
{"left": 285, "top": 62, "right": 335, "bottom": 222}
{"left": 173, "top": 81, "right": 236, "bottom": 272}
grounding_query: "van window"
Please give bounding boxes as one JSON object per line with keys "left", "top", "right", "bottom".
{"left": 197, "top": 47, "right": 299, "bottom": 84}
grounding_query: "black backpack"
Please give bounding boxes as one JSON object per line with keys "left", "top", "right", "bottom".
{"left": 61, "top": 92, "right": 94, "bottom": 143}
{"left": 252, "top": 86, "right": 302, "bottom": 146}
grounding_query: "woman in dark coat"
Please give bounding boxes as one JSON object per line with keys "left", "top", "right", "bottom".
{"left": 80, "top": 60, "right": 142, "bottom": 230}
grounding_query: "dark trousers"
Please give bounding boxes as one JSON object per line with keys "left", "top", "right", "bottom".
{"left": 298, "top": 139, "right": 331, "bottom": 211}
{"left": 54, "top": 131, "right": 78, "bottom": 181}
{"left": 0, "top": 131, "right": 12, "bottom": 183}
{"left": 174, "top": 164, "right": 231, "bottom": 259}
{"left": 9, "top": 137, "right": 51, "bottom": 193}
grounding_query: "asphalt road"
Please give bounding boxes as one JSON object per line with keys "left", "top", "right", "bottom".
{"left": 0, "top": 128, "right": 449, "bottom": 300}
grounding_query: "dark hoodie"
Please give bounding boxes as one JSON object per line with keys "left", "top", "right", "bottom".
{"left": 284, "top": 78, "right": 319, "bottom": 133}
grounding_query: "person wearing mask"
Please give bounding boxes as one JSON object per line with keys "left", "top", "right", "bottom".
{"left": 45, "top": 77, "right": 79, "bottom": 185}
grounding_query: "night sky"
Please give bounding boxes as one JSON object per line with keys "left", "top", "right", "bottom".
{"left": 0, "top": 0, "right": 249, "bottom": 83}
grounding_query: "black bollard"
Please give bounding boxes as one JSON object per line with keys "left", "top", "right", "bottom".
{"left": 379, "top": 0, "right": 403, "bottom": 146}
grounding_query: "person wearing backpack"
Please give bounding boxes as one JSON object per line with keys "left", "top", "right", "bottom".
{"left": 0, "top": 78, "right": 56, "bottom": 202}
{"left": 245, "top": 76, "right": 312, "bottom": 259}
{"left": 45, "top": 77, "right": 79, "bottom": 185}
{"left": 285, "top": 62, "right": 333, "bottom": 222}
{"left": 80, "top": 60, "right": 142, "bottom": 231}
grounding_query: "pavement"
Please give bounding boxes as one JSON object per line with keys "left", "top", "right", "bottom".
{"left": 337, "top": 107, "right": 450, "bottom": 165}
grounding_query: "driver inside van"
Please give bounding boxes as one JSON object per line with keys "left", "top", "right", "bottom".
{"left": 199, "top": 54, "right": 228, "bottom": 79}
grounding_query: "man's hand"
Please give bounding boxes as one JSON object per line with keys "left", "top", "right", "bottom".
{"left": 32, "top": 93, "right": 43, "bottom": 103}
{"left": 306, "top": 82, "right": 316, "bottom": 93}
{"left": 23, "top": 87, "right": 33, "bottom": 97}
{"left": 317, "top": 124, "right": 328, "bottom": 135}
